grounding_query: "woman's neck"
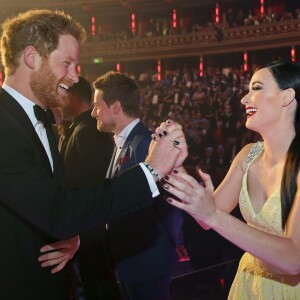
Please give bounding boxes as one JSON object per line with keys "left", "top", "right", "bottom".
{"left": 261, "top": 129, "right": 295, "bottom": 165}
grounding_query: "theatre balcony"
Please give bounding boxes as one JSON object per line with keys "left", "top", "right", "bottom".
{"left": 80, "top": 18, "right": 300, "bottom": 64}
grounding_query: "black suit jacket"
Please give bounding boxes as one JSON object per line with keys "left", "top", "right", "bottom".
{"left": 0, "top": 89, "right": 152, "bottom": 299}
{"left": 108, "top": 121, "right": 180, "bottom": 284}
{"left": 60, "top": 110, "right": 114, "bottom": 188}
{"left": 59, "top": 110, "right": 118, "bottom": 296}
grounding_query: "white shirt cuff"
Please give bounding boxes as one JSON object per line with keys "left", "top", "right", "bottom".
{"left": 139, "top": 163, "right": 160, "bottom": 197}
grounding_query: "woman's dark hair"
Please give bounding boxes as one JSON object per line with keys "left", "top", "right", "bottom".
{"left": 257, "top": 61, "right": 300, "bottom": 229}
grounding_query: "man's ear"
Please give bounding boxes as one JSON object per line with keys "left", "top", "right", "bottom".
{"left": 112, "top": 100, "right": 122, "bottom": 114}
{"left": 23, "top": 45, "right": 39, "bottom": 69}
{"left": 282, "top": 88, "right": 296, "bottom": 107}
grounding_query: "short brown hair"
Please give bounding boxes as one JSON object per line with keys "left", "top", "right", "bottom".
{"left": 93, "top": 71, "right": 141, "bottom": 118}
{"left": 0, "top": 9, "right": 86, "bottom": 75}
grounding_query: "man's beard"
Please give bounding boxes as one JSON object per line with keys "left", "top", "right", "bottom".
{"left": 30, "top": 60, "right": 69, "bottom": 109}
{"left": 97, "top": 119, "right": 116, "bottom": 133}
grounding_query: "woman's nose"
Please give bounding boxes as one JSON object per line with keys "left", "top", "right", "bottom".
{"left": 240, "top": 93, "right": 250, "bottom": 105}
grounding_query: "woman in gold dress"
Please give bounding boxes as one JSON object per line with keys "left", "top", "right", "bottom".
{"left": 162, "top": 61, "right": 300, "bottom": 299}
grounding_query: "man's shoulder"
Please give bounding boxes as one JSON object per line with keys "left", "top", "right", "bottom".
{"left": 0, "top": 100, "right": 23, "bottom": 131}
{"left": 72, "top": 122, "right": 113, "bottom": 145}
{"left": 132, "top": 121, "right": 152, "bottom": 137}
{"left": 74, "top": 111, "right": 96, "bottom": 128}
{"left": 131, "top": 125, "right": 151, "bottom": 146}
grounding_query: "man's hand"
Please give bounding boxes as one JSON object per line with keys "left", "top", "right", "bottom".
{"left": 145, "top": 120, "right": 188, "bottom": 178}
{"left": 38, "top": 235, "right": 80, "bottom": 274}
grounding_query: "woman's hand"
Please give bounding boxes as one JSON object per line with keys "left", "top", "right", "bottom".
{"left": 163, "top": 168, "right": 216, "bottom": 227}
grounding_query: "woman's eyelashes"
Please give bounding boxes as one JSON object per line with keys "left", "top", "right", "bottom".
{"left": 252, "top": 85, "right": 262, "bottom": 91}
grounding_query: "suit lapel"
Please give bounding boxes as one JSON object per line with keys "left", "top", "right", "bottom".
{"left": 106, "top": 146, "right": 117, "bottom": 178}
{"left": 114, "top": 140, "right": 132, "bottom": 175}
{"left": 46, "top": 124, "right": 63, "bottom": 182}
{"left": 0, "top": 89, "right": 54, "bottom": 175}
{"left": 59, "top": 122, "right": 75, "bottom": 155}
{"left": 107, "top": 121, "right": 147, "bottom": 178}
{"left": 113, "top": 121, "right": 145, "bottom": 176}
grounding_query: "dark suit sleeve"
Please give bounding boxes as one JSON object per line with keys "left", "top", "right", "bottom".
{"left": 0, "top": 109, "right": 152, "bottom": 240}
{"left": 135, "top": 133, "right": 184, "bottom": 246}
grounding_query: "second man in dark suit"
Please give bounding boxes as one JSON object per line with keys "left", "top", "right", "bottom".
{"left": 92, "top": 71, "right": 182, "bottom": 300}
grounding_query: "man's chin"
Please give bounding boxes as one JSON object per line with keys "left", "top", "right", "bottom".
{"left": 59, "top": 98, "right": 69, "bottom": 108}
{"left": 97, "top": 124, "right": 109, "bottom": 133}
{"left": 97, "top": 127, "right": 105, "bottom": 132}
{"left": 51, "top": 95, "right": 69, "bottom": 109}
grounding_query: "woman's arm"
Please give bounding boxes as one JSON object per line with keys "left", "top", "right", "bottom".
{"left": 163, "top": 169, "right": 300, "bottom": 275}
{"left": 213, "top": 144, "right": 252, "bottom": 213}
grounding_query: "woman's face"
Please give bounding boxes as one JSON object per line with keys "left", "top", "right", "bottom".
{"left": 240, "top": 67, "right": 285, "bottom": 133}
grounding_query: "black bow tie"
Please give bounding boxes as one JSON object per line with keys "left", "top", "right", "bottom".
{"left": 34, "top": 105, "right": 56, "bottom": 125}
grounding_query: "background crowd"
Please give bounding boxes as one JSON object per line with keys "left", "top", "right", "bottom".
{"left": 135, "top": 65, "right": 260, "bottom": 185}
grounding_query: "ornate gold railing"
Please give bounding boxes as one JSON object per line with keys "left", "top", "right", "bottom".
{"left": 80, "top": 18, "right": 300, "bottom": 64}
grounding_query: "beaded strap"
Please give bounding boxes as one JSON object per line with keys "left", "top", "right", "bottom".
{"left": 246, "top": 141, "right": 264, "bottom": 163}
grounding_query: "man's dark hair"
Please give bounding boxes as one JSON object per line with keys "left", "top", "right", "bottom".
{"left": 93, "top": 71, "right": 141, "bottom": 118}
{"left": 69, "top": 76, "right": 92, "bottom": 104}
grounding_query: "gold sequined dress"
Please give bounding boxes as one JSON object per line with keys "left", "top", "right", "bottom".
{"left": 228, "top": 142, "right": 300, "bottom": 299}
